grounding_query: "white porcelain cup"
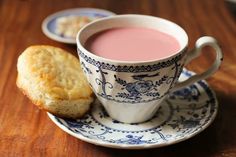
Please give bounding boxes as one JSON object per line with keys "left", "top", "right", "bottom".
{"left": 76, "top": 14, "right": 223, "bottom": 123}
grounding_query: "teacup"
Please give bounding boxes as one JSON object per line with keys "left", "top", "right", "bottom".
{"left": 76, "top": 14, "right": 223, "bottom": 123}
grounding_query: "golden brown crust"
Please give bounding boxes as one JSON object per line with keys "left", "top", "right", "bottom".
{"left": 16, "top": 45, "right": 94, "bottom": 119}
{"left": 16, "top": 75, "right": 45, "bottom": 110}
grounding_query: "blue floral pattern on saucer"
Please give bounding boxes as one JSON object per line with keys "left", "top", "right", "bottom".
{"left": 47, "top": 69, "right": 218, "bottom": 149}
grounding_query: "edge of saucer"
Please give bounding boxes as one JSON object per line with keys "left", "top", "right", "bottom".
{"left": 47, "top": 69, "right": 218, "bottom": 149}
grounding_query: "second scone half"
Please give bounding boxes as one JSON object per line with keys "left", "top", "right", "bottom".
{"left": 16, "top": 45, "right": 94, "bottom": 119}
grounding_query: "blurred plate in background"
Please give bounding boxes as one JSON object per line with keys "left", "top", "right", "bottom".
{"left": 42, "top": 8, "right": 116, "bottom": 44}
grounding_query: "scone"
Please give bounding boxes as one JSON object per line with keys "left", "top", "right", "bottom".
{"left": 16, "top": 45, "right": 94, "bottom": 119}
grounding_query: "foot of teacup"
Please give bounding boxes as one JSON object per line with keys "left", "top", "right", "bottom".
{"left": 97, "top": 97, "right": 166, "bottom": 123}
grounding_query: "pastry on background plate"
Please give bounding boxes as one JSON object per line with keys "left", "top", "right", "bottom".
{"left": 55, "top": 15, "right": 95, "bottom": 38}
{"left": 16, "top": 45, "right": 94, "bottom": 119}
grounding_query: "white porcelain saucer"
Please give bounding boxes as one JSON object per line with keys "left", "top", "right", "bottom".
{"left": 47, "top": 69, "right": 218, "bottom": 149}
{"left": 42, "top": 8, "right": 115, "bottom": 44}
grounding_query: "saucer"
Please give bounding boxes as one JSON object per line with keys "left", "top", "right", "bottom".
{"left": 42, "top": 8, "right": 115, "bottom": 44}
{"left": 47, "top": 69, "right": 218, "bottom": 149}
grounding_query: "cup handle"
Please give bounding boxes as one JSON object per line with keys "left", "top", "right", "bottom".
{"left": 170, "top": 36, "right": 223, "bottom": 92}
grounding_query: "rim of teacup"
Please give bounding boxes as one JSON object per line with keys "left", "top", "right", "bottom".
{"left": 76, "top": 14, "right": 189, "bottom": 64}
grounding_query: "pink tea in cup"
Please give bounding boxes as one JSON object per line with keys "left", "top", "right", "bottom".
{"left": 85, "top": 27, "right": 180, "bottom": 61}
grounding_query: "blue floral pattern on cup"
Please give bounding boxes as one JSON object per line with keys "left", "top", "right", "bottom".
{"left": 114, "top": 73, "right": 168, "bottom": 101}
{"left": 78, "top": 49, "right": 184, "bottom": 103}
